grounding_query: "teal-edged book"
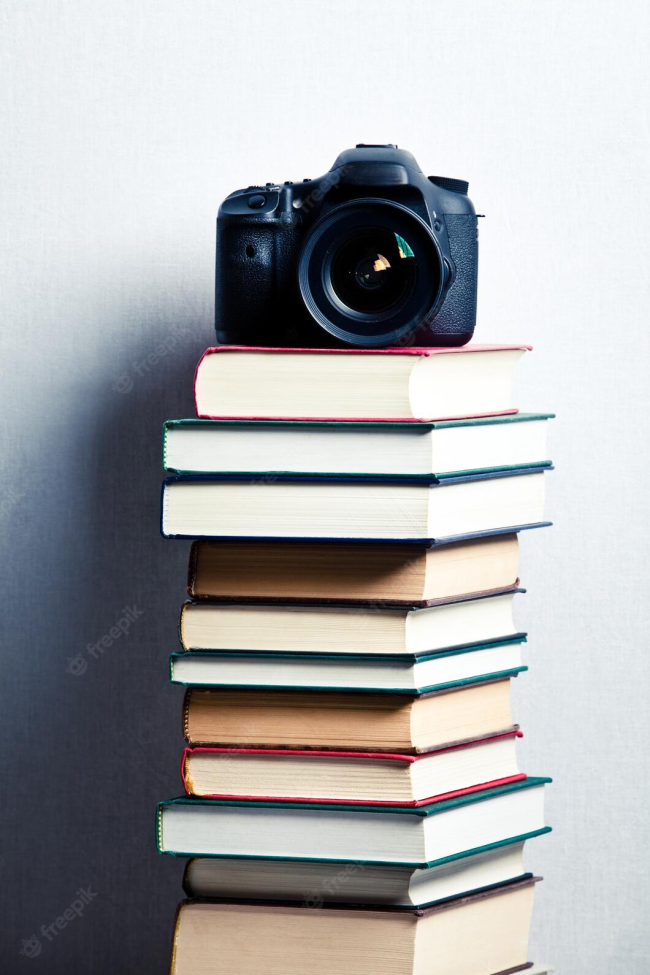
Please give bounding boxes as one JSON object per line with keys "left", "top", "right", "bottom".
{"left": 169, "top": 636, "right": 527, "bottom": 694}
{"left": 163, "top": 413, "right": 554, "bottom": 478}
{"left": 156, "top": 775, "right": 551, "bottom": 866}
{"left": 181, "top": 828, "right": 548, "bottom": 908}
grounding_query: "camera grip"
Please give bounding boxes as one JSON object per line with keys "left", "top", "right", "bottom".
{"left": 215, "top": 223, "right": 278, "bottom": 345}
{"left": 436, "top": 213, "right": 478, "bottom": 338}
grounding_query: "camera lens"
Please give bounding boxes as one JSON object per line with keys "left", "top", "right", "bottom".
{"left": 298, "top": 200, "right": 445, "bottom": 347}
{"left": 329, "top": 231, "right": 417, "bottom": 315}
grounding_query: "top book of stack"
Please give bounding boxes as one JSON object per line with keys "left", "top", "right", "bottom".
{"left": 193, "top": 345, "right": 532, "bottom": 421}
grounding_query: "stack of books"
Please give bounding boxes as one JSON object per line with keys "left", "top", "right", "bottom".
{"left": 157, "top": 344, "right": 555, "bottom": 975}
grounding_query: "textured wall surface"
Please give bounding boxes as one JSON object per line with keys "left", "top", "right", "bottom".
{"left": 1, "top": 1, "right": 649, "bottom": 972}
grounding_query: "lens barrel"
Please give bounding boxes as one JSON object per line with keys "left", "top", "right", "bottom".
{"left": 298, "top": 200, "right": 445, "bottom": 347}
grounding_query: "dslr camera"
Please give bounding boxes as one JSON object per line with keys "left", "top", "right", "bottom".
{"left": 215, "top": 145, "right": 479, "bottom": 348}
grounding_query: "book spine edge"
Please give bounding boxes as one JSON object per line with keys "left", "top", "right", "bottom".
{"left": 182, "top": 688, "right": 192, "bottom": 743}
{"left": 187, "top": 542, "right": 200, "bottom": 597}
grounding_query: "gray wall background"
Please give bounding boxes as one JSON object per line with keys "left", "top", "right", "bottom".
{"left": 1, "top": 1, "right": 649, "bottom": 971}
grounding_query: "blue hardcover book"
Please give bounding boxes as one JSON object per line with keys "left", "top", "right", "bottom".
{"left": 161, "top": 468, "right": 551, "bottom": 541}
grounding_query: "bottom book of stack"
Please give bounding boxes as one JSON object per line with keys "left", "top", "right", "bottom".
{"left": 169, "top": 884, "right": 552, "bottom": 975}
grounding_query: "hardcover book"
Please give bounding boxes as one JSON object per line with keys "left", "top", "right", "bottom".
{"left": 182, "top": 832, "right": 543, "bottom": 907}
{"left": 156, "top": 776, "right": 551, "bottom": 864}
{"left": 193, "top": 344, "right": 531, "bottom": 421}
{"left": 163, "top": 414, "right": 553, "bottom": 478}
{"left": 187, "top": 534, "right": 521, "bottom": 606}
{"left": 182, "top": 678, "right": 517, "bottom": 753}
{"left": 169, "top": 878, "right": 540, "bottom": 975}
{"left": 178, "top": 589, "right": 524, "bottom": 656}
{"left": 180, "top": 731, "right": 525, "bottom": 805}
{"left": 169, "top": 637, "right": 528, "bottom": 693}
{"left": 161, "top": 469, "right": 550, "bottom": 542}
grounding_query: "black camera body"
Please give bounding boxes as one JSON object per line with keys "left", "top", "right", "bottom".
{"left": 215, "top": 145, "right": 478, "bottom": 348}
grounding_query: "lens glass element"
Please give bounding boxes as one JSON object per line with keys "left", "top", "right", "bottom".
{"left": 329, "top": 230, "right": 417, "bottom": 315}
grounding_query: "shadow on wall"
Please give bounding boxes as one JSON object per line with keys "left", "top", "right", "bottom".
{"left": 3, "top": 316, "right": 211, "bottom": 973}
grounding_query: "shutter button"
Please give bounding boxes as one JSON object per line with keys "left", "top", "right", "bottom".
{"left": 248, "top": 194, "right": 266, "bottom": 209}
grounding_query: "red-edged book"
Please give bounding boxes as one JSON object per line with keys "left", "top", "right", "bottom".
{"left": 193, "top": 344, "right": 531, "bottom": 421}
{"left": 181, "top": 729, "right": 525, "bottom": 807}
